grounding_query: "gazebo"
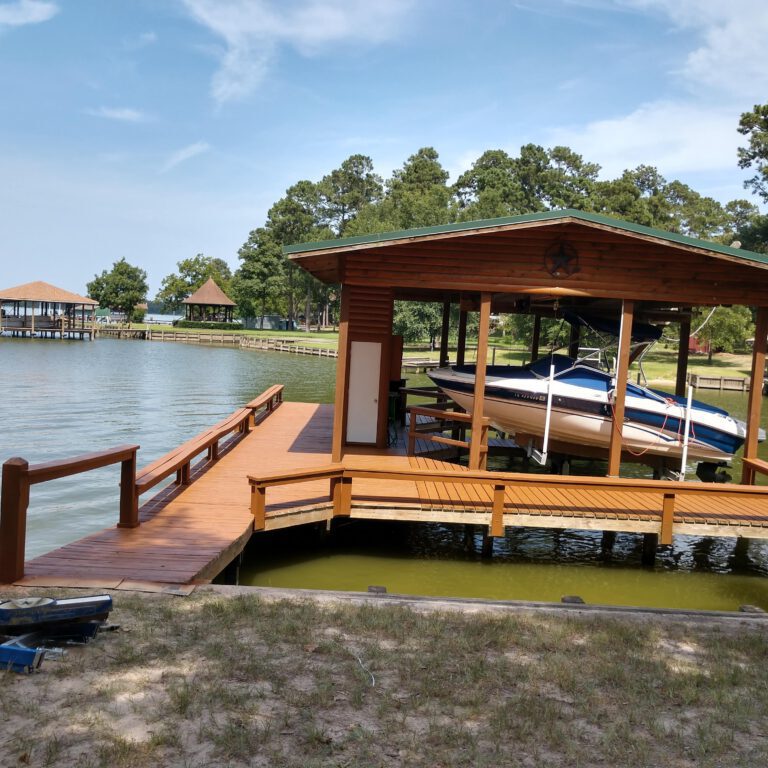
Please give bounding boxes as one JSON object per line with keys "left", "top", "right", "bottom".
{"left": 285, "top": 209, "right": 768, "bottom": 483}
{"left": 0, "top": 280, "right": 98, "bottom": 340}
{"left": 181, "top": 278, "right": 236, "bottom": 323}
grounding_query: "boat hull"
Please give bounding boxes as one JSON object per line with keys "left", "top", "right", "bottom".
{"left": 429, "top": 363, "right": 745, "bottom": 463}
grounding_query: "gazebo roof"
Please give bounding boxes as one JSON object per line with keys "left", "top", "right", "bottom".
{"left": 0, "top": 280, "right": 98, "bottom": 305}
{"left": 182, "top": 278, "right": 235, "bottom": 306}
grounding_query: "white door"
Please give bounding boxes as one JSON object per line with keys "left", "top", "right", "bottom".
{"left": 346, "top": 340, "right": 381, "bottom": 443}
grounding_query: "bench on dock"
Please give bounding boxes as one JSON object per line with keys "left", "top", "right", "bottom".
{"left": 133, "top": 385, "right": 284, "bottom": 523}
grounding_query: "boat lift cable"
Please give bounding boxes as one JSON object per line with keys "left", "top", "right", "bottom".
{"left": 691, "top": 306, "right": 718, "bottom": 338}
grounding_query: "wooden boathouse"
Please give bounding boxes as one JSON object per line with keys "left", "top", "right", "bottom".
{"left": 0, "top": 281, "right": 97, "bottom": 340}
{"left": 4, "top": 209, "right": 768, "bottom": 589}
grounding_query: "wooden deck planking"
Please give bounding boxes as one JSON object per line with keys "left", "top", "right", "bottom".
{"left": 18, "top": 400, "right": 768, "bottom": 588}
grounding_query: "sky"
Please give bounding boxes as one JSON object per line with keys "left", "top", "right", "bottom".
{"left": 1, "top": 0, "right": 767, "bottom": 296}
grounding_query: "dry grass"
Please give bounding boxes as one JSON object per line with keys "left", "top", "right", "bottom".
{"left": 1, "top": 588, "right": 767, "bottom": 767}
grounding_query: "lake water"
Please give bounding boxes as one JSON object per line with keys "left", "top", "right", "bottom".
{"left": 0, "top": 337, "right": 336, "bottom": 557}
{"left": 3, "top": 336, "right": 768, "bottom": 611}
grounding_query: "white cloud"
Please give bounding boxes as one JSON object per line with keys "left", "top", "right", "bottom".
{"left": 539, "top": 1, "right": 767, "bottom": 201}
{"left": 161, "top": 141, "right": 211, "bottom": 173}
{"left": 180, "top": 0, "right": 414, "bottom": 104}
{"left": 86, "top": 107, "right": 151, "bottom": 123}
{"left": 123, "top": 31, "right": 158, "bottom": 50}
{"left": 615, "top": 0, "right": 768, "bottom": 101}
{"left": 548, "top": 101, "right": 740, "bottom": 178}
{"left": 0, "top": 0, "right": 58, "bottom": 26}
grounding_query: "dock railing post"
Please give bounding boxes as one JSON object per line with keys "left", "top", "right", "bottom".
{"left": 118, "top": 448, "right": 139, "bottom": 529}
{"left": 0, "top": 457, "right": 30, "bottom": 583}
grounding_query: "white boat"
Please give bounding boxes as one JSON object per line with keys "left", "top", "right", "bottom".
{"left": 428, "top": 353, "right": 750, "bottom": 464}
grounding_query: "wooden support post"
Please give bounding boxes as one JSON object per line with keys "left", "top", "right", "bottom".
{"left": 334, "top": 477, "right": 352, "bottom": 517}
{"left": 456, "top": 309, "right": 468, "bottom": 366}
{"left": 481, "top": 532, "right": 493, "bottom": 558}
{"left": 0, "top": 458, "right": 30, "bottom": 583}
{"left": 660, "top": 493, "right": 675, "bottom": 546}
{"left": 439, "top": 299, "right": 451, "bottom": 368}
{"left": 469, "top": 293, "right": 491, "bottom": 470}
{"left": 407, "top": 417, "right": 417, "bottom": 456}
{"left": 641, "top": 533, "right": 658, "bottom": 566}
{"left": 601, "top": 530, "right": 616, "bottom": 553}
{"left": 675, "top": 310, "right": 691, "bottom": 397}
{"left": 251, "top": 485, "right": 266, "bottom": 530}
{"left": 741, "top": 306, "right": 768, "bottom": 482}
{"left": 117, "top": 449, "right": 138, "bottom": 529}
{"left": 332, "top": 288, "right": 352, "bottom": 463}
{"left": 607, "top": 300, "right": 634, "bottom": 477}
{"left": 531, "top": 314, "right": 541, "bottom": 362}
{"left": 491, "top": 484, "right": 505, "bottom": 537}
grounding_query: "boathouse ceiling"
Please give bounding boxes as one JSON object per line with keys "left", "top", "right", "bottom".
{"left": 285, "top": 210, "right": 768, "bottom": 308}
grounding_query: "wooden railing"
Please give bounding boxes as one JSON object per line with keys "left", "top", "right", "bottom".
{"left": 407, "top": 405, "right": 489, "bottom": 461}
{"left": 742, "top": 457, "right": 768, "bottom": 485}
{"left": 0, "top": 445, "right": 139, "bottom": 583}
{"left": 0, "top": 385, "right": 284, "bottom": 584}
{"left": 134, "top": 385, "right": 284, "bottom": 513}
{"left": 248, "top": 462, "right": 768, "bottom": 545}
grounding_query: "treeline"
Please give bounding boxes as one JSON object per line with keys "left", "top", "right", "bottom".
{"left": 152, "top": 105, "right": 768, "bottom": 343}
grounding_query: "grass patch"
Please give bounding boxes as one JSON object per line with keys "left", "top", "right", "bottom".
{"left": 1, "top": 588, "right": 767, "bottom": 767}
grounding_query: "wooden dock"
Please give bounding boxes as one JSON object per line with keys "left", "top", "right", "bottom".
{"left": 7, "top": 397, "right": 768, "bottom": 589}
{"left": 687, "top": 373, "right": 750, "bottom": 392}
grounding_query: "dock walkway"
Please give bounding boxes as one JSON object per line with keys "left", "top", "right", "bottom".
{"left": 17, "top": 401, "right": 768, "bottom": 589}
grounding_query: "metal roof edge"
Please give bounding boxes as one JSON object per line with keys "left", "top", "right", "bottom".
{"left": 283, "top": 208, "right": 768, "bottom": 267}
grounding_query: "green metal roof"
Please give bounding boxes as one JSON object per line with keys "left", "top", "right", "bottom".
{"left": 284, "top": 208, "right": 768, "bottom": 267}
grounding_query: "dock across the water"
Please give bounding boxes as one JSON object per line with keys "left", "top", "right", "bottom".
{"left": 687, "top": 373, "right": 750, "bottom": 392}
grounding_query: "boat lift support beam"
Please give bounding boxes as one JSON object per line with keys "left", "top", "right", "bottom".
{"left": 469, "top": 293, "right": 491, "bottom": 471}
{"left": 741, "top": 306, "right": 768, "bottom": 482}
{"left": 607, "top": 300, "right": 634, "bottom": 478}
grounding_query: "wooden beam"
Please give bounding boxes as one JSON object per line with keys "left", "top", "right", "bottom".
{"left": 456, "top": 309, "right": 468, "bottom": 367}
{"left": 607, "top": 300, "right": 634, "bottom": 477}
{"left": 439, "top": 299, "right": 451, "bottom": 367}
{"left": 661, "top": 493, "right": 675, "bottom": 545}
{"left": 675, "top": 310, "right": 691, "bottom": 397}
{"left": 742, "top": 306, "right": 768, "bottom": 481}
{"left": 0, "top": 458, "right": 30, "bottom": 583}
{"left": 531, "top": 314, "right": 541, "bottom": 362}
{"left": 491, "top": 484, "right": 505, "bottom": 537}
{"left": 469, "top": 293, "right": 491, "bottom": 470}
{"left": 332, "top": 287, "right": 352, "bottom": 462}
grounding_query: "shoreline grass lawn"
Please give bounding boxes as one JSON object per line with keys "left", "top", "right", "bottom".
{"left": 1, "top": 587, "right": 767, "bottom": 768}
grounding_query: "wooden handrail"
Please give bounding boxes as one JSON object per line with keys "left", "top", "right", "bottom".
{"left": 408, "top": 406, "right": 474, "bottom": 424}
{"left": 245, "top": 384, "right": 284, "bottom": 426}
{"left": 406, "top": 404, "right": 488, "bottom": 458}
{"left": 26, "top": 445, "right": 139, "bottom": 485}
{"left": 135, "top": 385, "right": 285, "bottom": 503}
{"left": 0, "top": 444, "right": 139, "bottom": 584}
{"left": 742, "top": 457, "right": 768, "bottom": 486}
{"left": 247, "top": 460, "right": 768, "bottom": 545}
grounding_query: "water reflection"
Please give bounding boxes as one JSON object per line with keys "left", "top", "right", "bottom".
{"left": 241, "top": 520, "right": 768, "bottom": 611}
{"left": 0, "top": 337, "right": 336, "bottom": 557}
